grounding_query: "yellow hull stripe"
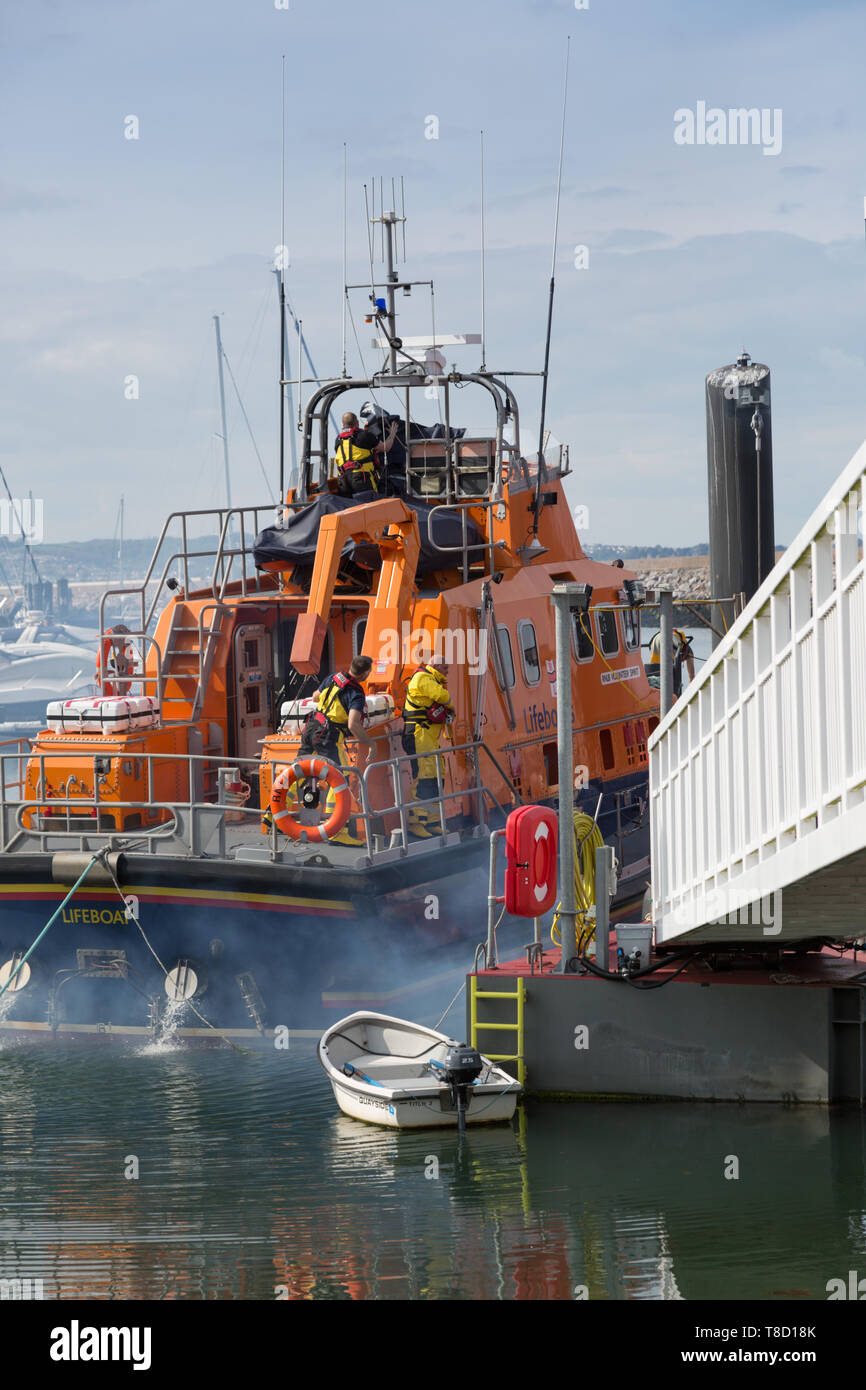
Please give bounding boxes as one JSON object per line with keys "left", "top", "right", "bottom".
{"left": 0, "top": 882, "right": 353, "bottom": 913}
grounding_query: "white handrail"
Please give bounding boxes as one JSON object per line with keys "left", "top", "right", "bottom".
{"left": 649, "top": 437, "right": 866, "bottom": 944}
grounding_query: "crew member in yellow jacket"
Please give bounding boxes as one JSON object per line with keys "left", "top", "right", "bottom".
{"left": 400, "top": 658, "right": 455, "bottom": 838}
{"left": 264, "top": 655, "right": 374, "bottom": 846}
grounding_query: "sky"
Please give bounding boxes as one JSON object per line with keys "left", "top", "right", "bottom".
{"left": 1, "top": 0, "right": 865, "bottom": 551}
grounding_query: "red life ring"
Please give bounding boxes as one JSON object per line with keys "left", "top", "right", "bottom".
{"left": 270, "top": 758, "right": 352, "bottom": 843}
{"left": 97, "top": 627, "right": 137, "bottom": 697}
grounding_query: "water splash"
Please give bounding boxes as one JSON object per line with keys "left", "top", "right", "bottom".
{"left": 136, "top": 996, "right": 189, "bottom": 1055}
{"left": 0, "top": 987, "right": 26, "bottom": 1049}
{"left": 0, "top": 993, "right": 18, "bottom": 1024}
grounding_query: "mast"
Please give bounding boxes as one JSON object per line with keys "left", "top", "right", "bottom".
{"left": 532, "top": 36, "right": 571, "bottom": 536}
{"left": 383, "top": 210, "right": 399, "bottom": 374}
{"left": 273, "top": 270, "right": 297, "bottom": 492}
{"left": 213, "top": 314, "right": 232, "bottom": 515}
{"left": 279, "top": 269, "right": 288, "bottom": 500}
{"left": 279, "top": 52, "right": 287, "bottom": 503}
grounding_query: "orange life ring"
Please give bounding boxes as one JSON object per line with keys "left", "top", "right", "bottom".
{"left": 270, "top": 759, "right": 352, "bottom": 843}
{"left": 97, "top": 626, "right": 136, "bottom": 697}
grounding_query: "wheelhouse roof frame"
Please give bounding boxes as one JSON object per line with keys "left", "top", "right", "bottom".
{"left": 297, "top": 370, "right": 523, "bottom": 505}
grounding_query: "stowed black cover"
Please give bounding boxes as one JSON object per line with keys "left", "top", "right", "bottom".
{"left": 253, "top": 493, "right": 484, "bottom": 577}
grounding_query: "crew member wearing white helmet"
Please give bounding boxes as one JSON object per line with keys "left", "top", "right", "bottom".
{"left": 358, "top": 403, "right": 400, "bottom": 493}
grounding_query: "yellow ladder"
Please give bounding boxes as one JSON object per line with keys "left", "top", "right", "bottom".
{"left": 470, "top": 975, "right": 526, "bottom": 1086}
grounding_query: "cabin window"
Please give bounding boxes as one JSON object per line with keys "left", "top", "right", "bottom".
{"left": 595, "top": 609, "right": 619, "bottom": 657}
{"left": 517, "top": 620, "right": 541, "bottom": 687}
{"left": 542, "top": 741, "right": 558, "bottom": 787}
{"left": 494, "top": 625, "right": 516, "bottom": 689}
{"left": 571, "top": 611, "right": 594, "bottom": 663}
{"left": 621, "top": 607, "right": 640, "bottom": 652}
{"left": 599, "top": 727, "right": 616, "bottom": 770}
{"left": 353, "top": 617, "right": 367, "bottom": 657}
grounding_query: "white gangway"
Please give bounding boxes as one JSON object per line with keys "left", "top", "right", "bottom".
{"left": 650, "top": 438, "right": 866, "bottom": 946}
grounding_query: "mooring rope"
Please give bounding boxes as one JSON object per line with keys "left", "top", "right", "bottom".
{"left": 434, "top": 981, "right": 466, "bottom": 1032}
{"left": 102, "top": 859, "right": 252, "bottom": 1055}
{"left": 0, "top": 850, "right": 107, "bottom": 1000}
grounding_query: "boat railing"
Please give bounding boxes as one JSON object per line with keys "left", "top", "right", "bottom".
{"left": 506, "top": 442, "right": 570, "bottom": 494}
{"left": 93, "top": 630, "right": 165, "bottom": 706}
{"left": 2, "top": 737, "right": 520, "bottom": 862}
{"left": 97, "top": 503, "right": 277, "bottom": 645}
{"left": 426, "top": 501, "right": 500, "bottom": 582}
{"left": 0, "top": 737, "right": 34, "bottom": 802}
{"left": 356, "top": 736, "right": 520, "bottom": 850}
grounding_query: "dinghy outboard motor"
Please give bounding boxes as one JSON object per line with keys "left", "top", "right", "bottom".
{"left": 443, "top": 1043, "right": 483, "bottom": 1132}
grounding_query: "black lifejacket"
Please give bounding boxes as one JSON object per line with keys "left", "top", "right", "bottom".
{"left": 300, "top": 671, "right": 365, "bottom": 752}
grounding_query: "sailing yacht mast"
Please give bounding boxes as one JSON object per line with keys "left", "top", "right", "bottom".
{"left": 213, "top": 315, "right": 232, "bottom": 515}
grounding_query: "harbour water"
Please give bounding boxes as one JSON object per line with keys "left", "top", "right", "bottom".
{"left": 0, "top": 620, "right": 846, "bottom": 1305}
{"left": 1, "top": 1038, "right": 864, "bottom": 1301}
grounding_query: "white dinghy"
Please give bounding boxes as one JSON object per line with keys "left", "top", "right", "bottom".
{"left": 319, "top": 1011, "right": 521, "bottom": 1129}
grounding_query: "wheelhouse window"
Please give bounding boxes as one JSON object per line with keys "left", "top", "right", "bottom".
{"left": 595, "top": 609, "right": 619, "bottom": 658}
{"left": 517, "top": 620, "right": 541, "bottom": 686}
{"left": 352, "top": 616, "right": 367, "bottom": 657}
{"left": 621, "top": 607, "right": 640, "bottom": 652}
{"left": 571, "top": 611, "right": 594, "bottom": 663}
{"left": 494, "top": 625, "right": 516, "bottom": 690}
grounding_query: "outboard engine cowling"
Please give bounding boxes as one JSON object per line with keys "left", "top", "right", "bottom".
{"left": 443, "top": 1043, "right": 483, "bottom": 1087}
{"left": 443, "top": 1043, "right": 484, "bottom": 1131}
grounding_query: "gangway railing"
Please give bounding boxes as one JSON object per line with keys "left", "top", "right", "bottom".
{"left": 649, "top": 437, "right": 866, "bottom": 945}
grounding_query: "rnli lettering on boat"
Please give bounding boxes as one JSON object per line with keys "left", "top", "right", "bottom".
{"left": 522, "top": 704, "right": 576, "bottom": 734}
{"left": 62, "top": 907, "right": 129, "bottom": 925}
{"left": 600, "top": 664, "right": 641, "bottom": 686}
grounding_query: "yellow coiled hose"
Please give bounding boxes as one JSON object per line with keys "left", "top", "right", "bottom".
{"left": 551, "top": 812, "right": 604, "bottom": 950}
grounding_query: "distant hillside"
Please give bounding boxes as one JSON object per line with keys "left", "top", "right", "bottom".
{"left": 1, "top": 534, "right": 715, "bottom": 585}
{"left": 584, "top": 543, "right": 710, "bottom": 563}
{"left": 0, "top": 536, "right": 204, "bottom": 583}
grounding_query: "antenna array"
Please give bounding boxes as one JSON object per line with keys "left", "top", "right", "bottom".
{"left": 368, "top": 176, "right": 407, "bottom": 261}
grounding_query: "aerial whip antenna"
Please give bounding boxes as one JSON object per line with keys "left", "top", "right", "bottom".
{"left": 480, "top": 130, "right": 487, "bottom": 372}
{"left": 341, "top": 144, "right": 349, "bottom": 378}
{"left": 532, "top": 35, "right": 571, "bottom": 536}
{"left": 278, "top": 53, "right": 288, "bottom": 504}
{"left": 296, "top": 313, "right": 303, "bottom": 431}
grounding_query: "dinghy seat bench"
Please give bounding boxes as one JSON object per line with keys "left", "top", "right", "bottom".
{"left": 345, "top": 1056, "right": 439, "bottom": 1080}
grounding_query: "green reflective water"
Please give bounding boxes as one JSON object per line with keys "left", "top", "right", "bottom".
{"left": 0, "top": 1041, "right": 863, "bottom": 1301}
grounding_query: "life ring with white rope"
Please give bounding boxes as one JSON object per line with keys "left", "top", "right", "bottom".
{"left": 269, "top": 758, "right": 352, "bottom": 843}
